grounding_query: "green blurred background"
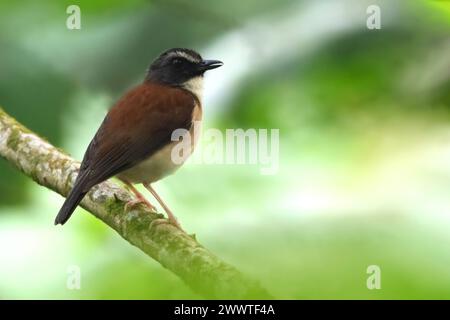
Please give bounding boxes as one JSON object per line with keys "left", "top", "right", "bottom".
{"left": 0, "top": 0, "right": 449, "bottom": 299}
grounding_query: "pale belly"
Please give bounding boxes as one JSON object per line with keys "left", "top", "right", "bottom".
{"left": 118, "top": 141, "right": 186, "bottom": 184}
{"left": 118, "top": 105, "right": 202, "bottom": 184}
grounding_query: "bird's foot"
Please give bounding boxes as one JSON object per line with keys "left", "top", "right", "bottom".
{"left": 167, "top": 212, "right": 184, "bottom": 231}
{"left": 142, "top": 182, "right": 185, "bottom": 232}
{"left": 124, "top": 198, "right": 156, "bottom": 212}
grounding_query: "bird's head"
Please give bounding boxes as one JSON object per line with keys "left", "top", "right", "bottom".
{"left": 146, "top": 48, "right": 223, "bottom": 99}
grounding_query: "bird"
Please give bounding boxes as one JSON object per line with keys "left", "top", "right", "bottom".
{"left": 54, "top": 48, "right": 223, "bottom": 229}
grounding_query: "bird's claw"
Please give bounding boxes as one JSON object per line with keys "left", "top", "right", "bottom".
{"left": 124, "top": 199, "right": 156, "bottom": 212}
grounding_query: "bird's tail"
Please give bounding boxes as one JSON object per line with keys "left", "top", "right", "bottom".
{"left": 54, "top": 174, "right": 89, "bottom": 225}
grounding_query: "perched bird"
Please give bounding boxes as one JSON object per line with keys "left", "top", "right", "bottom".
{"left": 54, "top": 48, "right": 223, "bottom": 228}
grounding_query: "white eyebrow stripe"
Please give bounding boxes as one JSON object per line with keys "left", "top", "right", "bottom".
{"left": 173, "top": 51, "right": 200, "bottom": 63}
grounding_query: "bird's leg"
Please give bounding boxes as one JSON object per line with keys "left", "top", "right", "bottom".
{"left": 120, "top": 179, "right": 157, "bottom": 212}
{"left": 143, "top": 183, "right": 183, "bottom": 230}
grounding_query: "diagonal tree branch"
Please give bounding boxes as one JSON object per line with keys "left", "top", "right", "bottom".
{"left": 0, "top": 106, "right": 270, "bottom": 299}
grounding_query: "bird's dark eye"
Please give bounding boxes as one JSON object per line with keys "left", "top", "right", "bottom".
{"left": 172, "top": 58, "right": 182, "bottom": 66}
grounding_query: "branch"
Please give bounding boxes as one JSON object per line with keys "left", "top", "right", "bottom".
{"left": 0, "top": 107, "right": 270, "bottom": 299}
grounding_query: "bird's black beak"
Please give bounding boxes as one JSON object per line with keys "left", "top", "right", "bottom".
{"left": 198, "top": 59, "right": 223, "bottom": 72}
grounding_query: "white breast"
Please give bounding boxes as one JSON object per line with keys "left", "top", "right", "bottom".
{"left": 118, "top": 103, "right": 202, "bottom": 184}
{"left": 182, "top": 76, "right": 203, "bottom": 103}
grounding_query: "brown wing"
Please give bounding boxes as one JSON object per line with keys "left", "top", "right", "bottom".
{"left": 78, "top": 82, "right": 195, "bottom": 190}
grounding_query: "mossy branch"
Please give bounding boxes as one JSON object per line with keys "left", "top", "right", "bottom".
{"left": 0, "top": 107, "right": 270, "bottom": 299}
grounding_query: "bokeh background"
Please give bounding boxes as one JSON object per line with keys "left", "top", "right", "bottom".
{"left": 0, "top": 0, "right": 449, "bottom": 299}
